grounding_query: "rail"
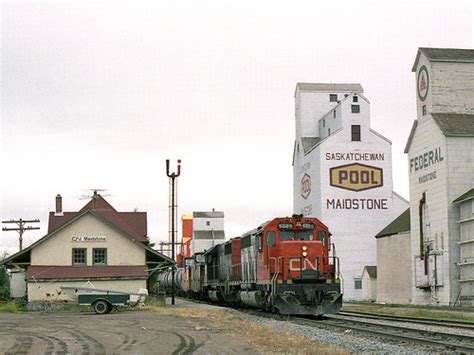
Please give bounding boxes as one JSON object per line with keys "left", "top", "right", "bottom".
{"left": 307, "top": 314, "right": 474, "bottom": 353}
{"left": 339, "top": 310, "right": 474, "bottom": 330}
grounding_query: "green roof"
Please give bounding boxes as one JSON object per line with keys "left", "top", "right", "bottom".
{"left": 296, "top": 83, "right": 364, "bottom": 93}
{"left": 375, "top": 208, "right": 411, "bottom": 238}
{"left": 405, "top": 113, "right": 474, "bottom": 153}
{"left": 301, "top": 137, "right": 321, "bottom": 154}
{"left": 364, "top": 266, "right": 377, "bottom": 278}
{"left": 431, "top": 113, "right": 474, "bottom": 137}
{"left": 412, "top": 47, "right": 474, "bottom": 71}
{"left": 453, "top": 188, "right": 474, "bottom": 203}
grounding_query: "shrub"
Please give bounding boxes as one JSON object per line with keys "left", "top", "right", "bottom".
{"left": 0, "top": 300, "right": 25, "bottom": 313}
{"left": 0, "top": 253, "right": 10, "bottom": 301}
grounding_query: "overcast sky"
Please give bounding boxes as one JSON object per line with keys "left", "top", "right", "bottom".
{"left": 1, "top": 0, "right": 473, "bottom": 255}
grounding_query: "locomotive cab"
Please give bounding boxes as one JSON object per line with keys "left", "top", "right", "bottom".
{"left": 257, "top": 215, "right": 342, "bottom": 315}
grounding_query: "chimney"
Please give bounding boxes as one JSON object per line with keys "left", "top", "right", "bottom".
{"left": 55, "top": 194, "right": 63, "bottom": 216}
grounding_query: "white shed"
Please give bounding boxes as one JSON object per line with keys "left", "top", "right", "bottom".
{"left": 362, "top": 266, "right": 377, "bottom": 302}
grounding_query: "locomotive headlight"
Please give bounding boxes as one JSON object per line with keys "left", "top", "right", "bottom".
{"left": 302, "top": 246, "right": 308, "bottom": 251}
{"left": 302, "top": 251, "right": 308, "bottom": 257}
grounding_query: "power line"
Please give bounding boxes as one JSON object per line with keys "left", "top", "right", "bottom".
{"left": 2, "top": 218, "right": 40, "bottom": 251}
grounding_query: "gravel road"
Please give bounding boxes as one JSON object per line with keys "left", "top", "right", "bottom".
{"left": 0, "top": 299, "right": 462, "bottom": 354}
{"left": 0, "top": 310, "right": 257, "bottom": 354}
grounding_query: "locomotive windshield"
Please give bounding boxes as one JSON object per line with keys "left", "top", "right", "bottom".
{"left": 279, "top": 231, "right": 314, "bottom": 241}
{"left": 299, "top": 231, "right": 313, "bottom": 240}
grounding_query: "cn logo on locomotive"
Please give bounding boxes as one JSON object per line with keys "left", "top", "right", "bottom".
{"left": 289, "top": 258, "right": 318, "bottom": 271}
{"left": 330, "top": 163, "right": 383, "bottom": 192}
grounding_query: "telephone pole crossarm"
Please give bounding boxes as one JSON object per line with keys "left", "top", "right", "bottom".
{"left": 2, "top": 218, "right": 40, "bottom": 251}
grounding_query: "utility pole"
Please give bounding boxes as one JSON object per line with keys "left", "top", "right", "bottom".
{"left": 166, "top": 159, "right": 181, "bottom": 306}
{"left": 2, "top": 218, "right": 40, "bottom": 251}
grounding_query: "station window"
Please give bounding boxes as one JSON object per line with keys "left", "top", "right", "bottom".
{"left": 206, "top": 221, "right": 210, "bottom": 226}
{"left": 333, "top": 110, "right": 336, "bottom": 119}
{"left": 351, "top": 125, "right": 361, "bottom": 141}
{"left": 422, "top": 105, "right": 427, "bottom": 116}
{"left": 351, "top": 105, "right": 360, "bottom": 113}
{"left": 72, "top": 248, "right": 87, "bottom": 265}
{"left": 323, "top": 119, "right": 325, "bottom": 127}
{"left": 329, "top": 94, "right": 338, "bottom": 102}
{"left": 93, "top": 248, "right": 107, "bottom": 265}
{"left": 354, "top": 278, "right": 362, "bottom": 290}
{"left": 328, "top": 128, "right": 331, "bottom": 136}
{"left": 353, "top": 96, "right": 358, "bottom": 102}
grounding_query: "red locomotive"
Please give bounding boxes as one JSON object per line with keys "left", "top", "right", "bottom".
{"left": 159, "top": 214, "right": 342, "bottom": 315}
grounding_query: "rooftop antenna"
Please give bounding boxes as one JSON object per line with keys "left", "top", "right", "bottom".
{"left": 78, "top": 189, "right": 110, "bottom": 210}
{"left": 166, "top": 159, "right": 181, "bottom": 306}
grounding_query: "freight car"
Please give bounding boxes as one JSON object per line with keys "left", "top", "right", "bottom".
{"left": 159, "top": 215, "right": 342, "bottom": 315}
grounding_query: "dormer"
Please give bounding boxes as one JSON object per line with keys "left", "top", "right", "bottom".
{"left": 317, "top": 92, "right": 371, "bottom": 142}
{"left": 294, "top": 83, "right": 364, "bottom": 140}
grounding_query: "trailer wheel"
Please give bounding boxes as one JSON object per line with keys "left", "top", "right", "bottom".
{"left": 93, "top": 300, "right": 111, "bottom": 314}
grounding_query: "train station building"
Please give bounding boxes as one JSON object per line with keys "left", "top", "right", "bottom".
{"left": 292, "top": 83, "right": 408, "bottom": 300}
{"left": 1, "top": 192, "right": 172, "bottom": 302}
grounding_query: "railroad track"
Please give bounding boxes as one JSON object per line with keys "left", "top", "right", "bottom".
{"left": 339, "top": 310, "right": 474, "bottom": 330}
{"left": 292, "top": 314, "right": 474, "bottom": 353}
{"left": 178, "top": 298, "right": 474, "bottom": 352}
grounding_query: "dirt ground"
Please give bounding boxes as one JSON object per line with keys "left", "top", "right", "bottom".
{"left": 0, "top": 308, "right": 257, "bottom": 354}
{"left": 0, "top": 299, "right": 341, "bottom": 354}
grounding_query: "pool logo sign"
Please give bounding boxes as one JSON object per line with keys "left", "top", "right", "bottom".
{"left": 330, "top": 163, "right": 383, "bottom": 192}
{"left": 301, "top": 173, "right": 311, "bottom": 199}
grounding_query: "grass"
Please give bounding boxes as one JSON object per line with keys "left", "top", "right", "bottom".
{"left": 146, "top": 303, "right": 347, "bottom": 354}
{"left": 142, "top": 295, "right": 166, "bottom": 308}
{"left": 0, "top": 300, "right": 26, "bottom": 313}
{"left": 0, "top": 296, "right": 162, "bottom": 314}
{"left": 50, "top": 304, "right": 92, "bottom": 312}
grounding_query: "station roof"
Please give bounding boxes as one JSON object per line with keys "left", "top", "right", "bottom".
{"left": 49, "top": 194, "right": 148, "bottom": 243}
{"left": 453, "top": 188, "right": 474, "bottom": 204}
{"left": 375, "top": 208, "right": 411, "bottom": 238}
{"left": 25, "top": 265, "right": 148, "bottom": 280}
{"left": 412, "top": 47, "right": 474, "bottom": 71}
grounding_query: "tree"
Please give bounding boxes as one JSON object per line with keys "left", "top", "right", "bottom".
{"left": 0, "top": 252, "right": 10, "bottom": 300}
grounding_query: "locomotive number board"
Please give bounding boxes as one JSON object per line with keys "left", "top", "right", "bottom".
{"left": 277, "top": 222, "right": 315, "bottom": 230}
{"left": 278, "top": 223, "right": 293, "bottom": 230}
